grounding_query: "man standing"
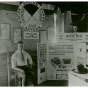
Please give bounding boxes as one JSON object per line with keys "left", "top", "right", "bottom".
{"left": 11, "top": 41, "right": 37, "bottom": 86}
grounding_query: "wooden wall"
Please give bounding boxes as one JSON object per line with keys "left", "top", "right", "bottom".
{"left": 0, "top": 53, "right": 8, "bottom": 86}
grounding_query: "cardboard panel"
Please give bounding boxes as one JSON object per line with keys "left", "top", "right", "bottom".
{"left": 37, "top": 43, "right": 47, "bottom": 84}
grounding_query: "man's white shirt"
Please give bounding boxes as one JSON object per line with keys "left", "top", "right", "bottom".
{"left": 11, "top": 50, "right": 33, "bottom": 68}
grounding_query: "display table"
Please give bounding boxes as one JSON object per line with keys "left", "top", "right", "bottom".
{"left": 68, "top": 70, "right": 88, "bottom": 86}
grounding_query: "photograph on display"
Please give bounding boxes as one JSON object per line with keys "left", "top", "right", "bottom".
{"left": 62, "top": 59, "right": 71, "bottom": 64}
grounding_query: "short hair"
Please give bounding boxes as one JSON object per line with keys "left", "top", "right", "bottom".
{"left": 18, "top": 41, "right": 23, "bottom": 44}
{"left": 73, "top": 25, "right": 79, "bottom": 30}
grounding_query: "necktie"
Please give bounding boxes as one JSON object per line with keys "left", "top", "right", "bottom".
{"left": 21, "top": 51, "right": 24, "bottom": 61}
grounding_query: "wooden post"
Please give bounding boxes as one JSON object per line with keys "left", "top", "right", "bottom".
{"left": 7, "top": 53, "right": 11, "bottom": 86}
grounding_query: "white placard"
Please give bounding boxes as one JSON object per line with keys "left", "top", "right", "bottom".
{"left": 1, "top": 24, "right": 10, "bottom": 39}
{"left": 24, "top": 32, "right": 39, "bottom": 39}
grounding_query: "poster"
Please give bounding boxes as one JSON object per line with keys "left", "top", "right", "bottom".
{"left": 14, "top": 28, "right": 21, "bottom": 43}
{"left": 1, "top": 24, "right": 10, "bottom": 39}
{"left": 24, "top": 32, "right": 39, "bottom": 39}
{"left": 47, "top": 43, "right": 74, "bottom": 80}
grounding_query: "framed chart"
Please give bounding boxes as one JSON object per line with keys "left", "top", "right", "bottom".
{"left": 14, "top": 28, "right": 22, "bottom": 43}
{"left": 1, "top": 23, "right": 10, "bottom": 39}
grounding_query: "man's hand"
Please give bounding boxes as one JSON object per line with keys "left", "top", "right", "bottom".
{"left": 13, "top": 67, "right": 25, "bottom": 74}
{"left": 20, "top": 69, "right": 25, "bottom": 74}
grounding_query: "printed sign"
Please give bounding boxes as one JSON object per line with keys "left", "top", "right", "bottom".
{"left": 47, "top": 43, "right": 74, "bottom": 80}
{"left": 24, "top": 32, "right": 39, "bottom": 39}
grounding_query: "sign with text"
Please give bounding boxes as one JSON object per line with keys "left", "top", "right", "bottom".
{"left": 24, "top": 32, "right": 39, "bottom": 39}
{"left": 57, "top": 33, "right": 88, "bottom": 42}
{"left": 47, "top": 43, "right": 75, "bottom": 80}
{"left": 37, "top": 43, "right": 47, "bottom": 84}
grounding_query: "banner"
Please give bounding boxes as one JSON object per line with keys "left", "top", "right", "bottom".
{"left": 57, "top": 33, "right": 88, "bottom": 42}
{"left": 47, "top": 43, "right": 75, "bottom": 80}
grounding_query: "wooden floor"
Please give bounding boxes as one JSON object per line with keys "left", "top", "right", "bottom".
{"left": 38, "top": 80, "right": 68, "bottom": 86}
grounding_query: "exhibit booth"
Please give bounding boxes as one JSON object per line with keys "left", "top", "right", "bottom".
{"left": 37, "top": 33, "right": 88, "bottom": 85}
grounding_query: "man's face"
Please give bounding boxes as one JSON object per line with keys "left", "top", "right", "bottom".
{"left": 73, "top": 26, "right": 78, "bottom": 32}
{"left": 17, "top": 43, "right": 24, "bottom": 51}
